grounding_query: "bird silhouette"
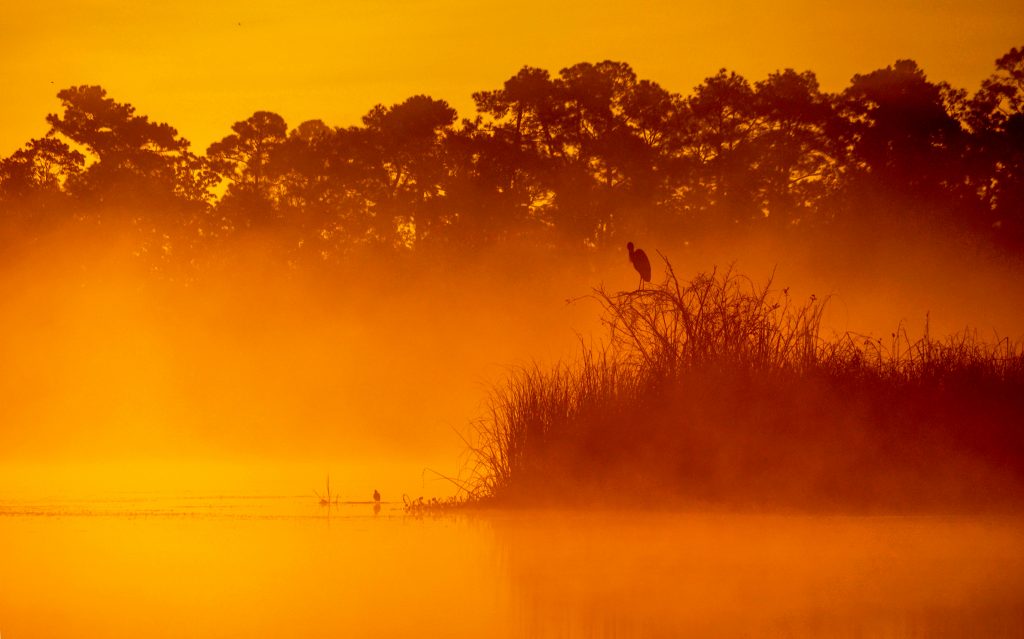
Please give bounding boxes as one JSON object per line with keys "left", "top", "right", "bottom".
{"left": 627, "top": 242, "right": 652, "bottom": 290}
{"left": 373, "top": 489, "right": 381, "bottom": 502}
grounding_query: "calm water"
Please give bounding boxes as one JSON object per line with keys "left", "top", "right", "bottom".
{"left": 2, "top": 496, "right": 1023, "bottom": 638}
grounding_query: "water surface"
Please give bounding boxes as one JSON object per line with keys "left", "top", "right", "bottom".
{"left": 2, "top": 496, "right": 1022, "bottom": 637}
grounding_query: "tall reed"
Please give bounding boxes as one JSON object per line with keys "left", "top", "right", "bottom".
{"left": 464, "top": 258, "right": 1024, "bottom": 509}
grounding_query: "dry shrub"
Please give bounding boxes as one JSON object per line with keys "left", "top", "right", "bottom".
{"left": 463, "top": 259, "right": 1024, "bottom": 510}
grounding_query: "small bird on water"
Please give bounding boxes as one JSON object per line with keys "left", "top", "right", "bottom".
{"left": 373, "top": 489, "right": 381, "bottom": 502}
{"left": 627, "top": 242, "right": 652, "bottom": 290}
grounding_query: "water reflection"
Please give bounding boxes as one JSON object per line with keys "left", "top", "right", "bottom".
{"left": 491, "top": 511, "right": 1024, "bottom": 637}
{"left": 0, "top": 498, "right": 1021, "bottom": 638}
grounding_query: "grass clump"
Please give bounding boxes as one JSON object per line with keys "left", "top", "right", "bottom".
{"left": 462, "top": 260, "right": 1024, "bottom": 510}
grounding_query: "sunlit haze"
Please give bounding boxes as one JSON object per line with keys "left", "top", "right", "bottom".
{"left": 2, "top": 2, "right": 1024, "bottom": 636}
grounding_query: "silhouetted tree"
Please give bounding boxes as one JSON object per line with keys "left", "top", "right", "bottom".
{"left": 972, "top": 47, "right": 1024, "bottom": 131}
{"left": 431, "top": 119, "right": 525, "bottom": 247}
{"left": 473, "top": 66, "right": 567, "bottom": 160}
{"left": 968, "top": 47, "right": 1024, "bottom": 246}
{"left": 38, "top": 85, "right": 211, "bottom": 271}
{"left": 359, "top": 95, "right": 457, "bottom": 247}
{"left": 271, "top": 120, "right": 382, "bottom": 259}
{"left": 554, "top": 61, "right": 674, "bottom": 246}
{"left": 0, "top": 137, "right": 84, "bottom": 199}
{"left": 46, "top": 85, "right": 190, "bottom": 204}
{"left": 676, "top": 70, "right": 762, "bottom": 226}
{"left": 751, "top": 69, "right": 840, "bottom": 227}
{"left": 616, "top": 75, "right": 682, "bottom": 227}
{"left": 207, "top": 110, "right": 288, "bottom": 227}
{"left": 472, "top": 66, "right": 565, "bottom": 235}
{"left": 839, "top": 60, "right": 966, "bottom": 222}
{"left": 0, "top": 137, "right": 85, "bottom": 235}
{"left": 5, "top": 51, "right": 1024, "bottom": 264}
{"left": 473, "top": 62, "right": 680, "bottom": 247}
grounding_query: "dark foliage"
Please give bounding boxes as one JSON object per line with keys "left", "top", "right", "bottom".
{"left": 462, "top": 262, "right": 1024, "bottom": 510}
{"left": 3, "top": 47, "right": 1024, "bottom": 259}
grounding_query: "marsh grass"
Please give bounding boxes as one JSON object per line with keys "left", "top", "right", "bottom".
{"left": 461, "top": 259, "right": 1024, "bottom": 509}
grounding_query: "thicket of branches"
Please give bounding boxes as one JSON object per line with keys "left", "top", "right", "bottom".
{"left": 463, "top": 262, "right": 1024, "bottom": 509}
{"left": 2, "top": 47, "right": 1023, "bottom": 264}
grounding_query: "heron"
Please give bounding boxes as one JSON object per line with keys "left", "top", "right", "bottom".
{"left": 627, "top": 242, "right": 651, "bottom": 290}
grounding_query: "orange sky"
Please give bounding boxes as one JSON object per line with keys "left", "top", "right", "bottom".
{"left": 2, "top": 0, "right": 1022, "bottom": 157}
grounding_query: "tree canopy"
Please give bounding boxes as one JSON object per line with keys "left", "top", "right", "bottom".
{"left": 3, "top": 47, "right": 1023, "bottom": 261}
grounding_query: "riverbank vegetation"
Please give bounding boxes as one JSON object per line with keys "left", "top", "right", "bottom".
{"left": 463, "top": 261, "right": 1024, "bottom": 510}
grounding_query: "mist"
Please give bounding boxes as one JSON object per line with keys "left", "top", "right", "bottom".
{"left": 2, "top": 202, "right": 1021, "bottom": 504}
{"left": 0, "top": 222, "right": 603, "bottom": 498}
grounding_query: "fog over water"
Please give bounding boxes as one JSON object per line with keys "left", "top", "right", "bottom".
{"left": 1, "top": 220, "right": 1021, "bottom": 501}
{"left": 2, "top": 497, "right": 1023, "bottom": 638}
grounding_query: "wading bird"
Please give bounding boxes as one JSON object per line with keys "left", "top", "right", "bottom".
{"left": 373, "top": 489, "right": 381, "bottom": 502}
{"left": 627, "top": 242, "right": 652, "bottom": 290}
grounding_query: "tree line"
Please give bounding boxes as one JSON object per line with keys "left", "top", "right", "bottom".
{"left": 2, "top": 47, "right": 1022, "bottom": 263}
